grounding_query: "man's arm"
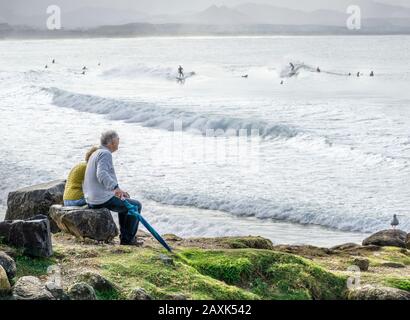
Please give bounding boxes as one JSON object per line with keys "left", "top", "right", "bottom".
{"left": 96, "top": 152, "right": 118, "bottom": 191}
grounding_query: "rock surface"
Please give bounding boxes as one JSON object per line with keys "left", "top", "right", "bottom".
{"left": 351, "top": 257, "right": 370, "bottom": 271}
{"left": 159, "top": 254, "right": 174, "bottom": 266}
{"left": 45, "top": 281, "right": 70, "bottom": 300}
{"left": 77, "top": 271, "right": 118, "bottom": 292}
{"left": 380, "top": 262, "right": 405, "bottom": 268}
{"left": 0, "top": 215, "right": 53, "bottom": 257}
{"left": 0, "top": 251, "right": 16, "bottom": 281}
{"left": 362, "top": 229, "right": 407, "bottom": 248}
{"left": 348, "top": 285, "right": 410, "bottom": 300}
{"left": 13, "top": 276, "right": 55, "bottom": 300}
{"left": 68, "top": 282, "right": 97, "bottom": 300}
{"left": 165, "top": 293, "right": 188, "bottom": 300}
{"left": 407, "top": 233, "right": 410, "bottom": 249}
{"left": 129, "top": 288, "right": 152, "bottom": 300}
{"left": 5, "top": 180, "right": 65, "bottom": 233}
{"left": 49, "top": 205, "right": 118, "bottom": 242}
{"left": 0, "top": 265, "right": 11, "bottom": 295}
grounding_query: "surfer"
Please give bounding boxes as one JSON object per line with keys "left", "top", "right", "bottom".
{"left": 84, "top": 130, "right": 144, "bottom": 246}
{"left": 289, "top": 62, "right": 295, "bottom": 71}
{"left": 178, "top": 65, "right": 184, "bottom": 78}
{"left": 242, "top": 74, "right": 248, "bottom": 78}
{"left": 280, "top": 80, "right": 284, "bottom": 85}
{"left": 82, "top": 66, "right": 87, "bottom": 71}
{"left": 52, "top": 59, "right": 55, "bottom": 64}
{"left": 316, "top": 67, "right": 321, "bottom": 73}
{"left": 45, "top": 65, "right": 48, "bottom": 69}
{"left": 370, "top": 71, "right": 374, "bottom": 77}
{"left": 357, "top": 72, "right": 360, "bottom": 77}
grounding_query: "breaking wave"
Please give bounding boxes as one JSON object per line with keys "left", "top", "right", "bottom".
{"left": 44, "top": 87, "right": 298, "bottom": 138}
{"left": 142, "top": 190, "right": 410, "bottom": 234}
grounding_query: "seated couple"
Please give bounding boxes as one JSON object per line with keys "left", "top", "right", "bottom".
{"left": 63, "top": 130, "right": 142, "bottom": 246}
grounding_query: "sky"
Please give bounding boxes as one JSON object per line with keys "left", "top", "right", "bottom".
{"left": 1, "top": 0, "right": 410, "bottom": 27}
{"left": 2, "top": 0, "right": 410, "bottom": 16}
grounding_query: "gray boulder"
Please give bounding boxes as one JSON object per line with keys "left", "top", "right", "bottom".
{"left": 45, "top": 281, "right": 70, "bottom": 300}
{"left": 129, "top": 288, "right": 152, "bottom": 300}
{"left": 362, "top": 229, "right": 407, "bottom": 248}
{"left": 68, "top": 282, "right": 97, "bottom": 300}
{"left": 159, "top": 254, "right": 174, "bottom": 266}
{"left": 0, "top": 251, "right": 16, "bottom": 281}
{"left": 77, "top": 271, "right": 118, "bottom": 293}
{"left": 348, "top": 285, "right": 410, "bottom": 300}
{"left": 0, "top": 265, "right": 11, "bottom": 296}
{"left": 0, "top": 215, "right": 53, "bottom": 257}
{"left": 5, "top": 180, "right": 65, "bottom": 233}
{"left": 380, "top": 262, "right": 405, "bottom": 268}
{"left": 351, "top": 257, "right": 369, "bottom": 272}
{"left": 49, "top": 205, "right": 118, "bottom": 242}
{"left": 165, "top": 293, "right": 188, "bottom": 300}
{"left": 13, "top": 276, "right": 55, "bottom": 300}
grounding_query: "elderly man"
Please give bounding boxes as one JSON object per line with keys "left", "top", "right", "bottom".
{"left": 84, "top": 130, "right": 143, "bottom": 245}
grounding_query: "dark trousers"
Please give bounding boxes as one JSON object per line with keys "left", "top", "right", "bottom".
{"left": 89, "top": 197, "right": 142, "bottom": 244}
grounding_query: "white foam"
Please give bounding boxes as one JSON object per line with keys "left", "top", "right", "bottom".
{"left": 142, "top": 190, "right": 410, "bottom": 234}
{"left": 45, "top": 87, "right": 298, "bottom": 138}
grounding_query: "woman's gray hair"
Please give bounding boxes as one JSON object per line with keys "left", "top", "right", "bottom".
{"left": 100, "top": 130, "right": 119, "bottom": 146}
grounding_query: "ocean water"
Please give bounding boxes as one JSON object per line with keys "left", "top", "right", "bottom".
{"left": 0, "top": 36, "right": 409, "bottom": 247}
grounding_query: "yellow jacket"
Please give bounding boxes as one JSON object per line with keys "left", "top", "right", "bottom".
{"left": 63, "top": 162, "right": 87, "bottom": 201}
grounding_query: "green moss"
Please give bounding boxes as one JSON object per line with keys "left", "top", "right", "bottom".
{"left": 14, "top": 255, "right": 57, "bottom": 279}
{"left": 221, "top": 237, "right": 274, "bottom": 250}
{"left": 385, "top": 278, "right": 410, "bottom": 292}
{"left": 178, "top": 248, "right": 347, "bottom": 300}
{"left": 97, "top": 248, "right": 258, "bottom": 300}
{"left": 95, "top": 288, "right": 124, "bottom": 300}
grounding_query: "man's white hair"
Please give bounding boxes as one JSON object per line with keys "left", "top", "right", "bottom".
{"left": 100, "top": 130, "right": 119, "bottom": 146}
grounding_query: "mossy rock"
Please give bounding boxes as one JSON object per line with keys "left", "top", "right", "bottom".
{"left": 178, "top": 248, "right": 347, "bottom": 300}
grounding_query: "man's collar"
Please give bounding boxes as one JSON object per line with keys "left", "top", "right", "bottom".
{"left": 100, "top": 145, "right": 112, "bottom": 153}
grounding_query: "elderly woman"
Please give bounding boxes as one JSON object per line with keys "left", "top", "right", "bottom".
{"left": 63, "top": 146, "right": 99, "bottom": 206}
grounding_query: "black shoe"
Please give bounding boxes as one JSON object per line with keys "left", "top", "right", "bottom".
{"left": 120, "top": 238, "right": 144, "bottom": 246}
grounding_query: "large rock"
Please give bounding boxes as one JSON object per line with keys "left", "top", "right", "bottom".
{"left": 0, "top": 215, "right": 53, "bottom": 257}
{"left": 0, "top": 265, "right": 11, "bottom": 296}
{"left": 13, "top": 276, "right": 55, "bottom": 300}
{"left": 362, "top": 229, "right": 407, "bottom": 248}
{"left": 348, "top": 285, "right": 410, "bottom": 300}
{"left": 77, "top": 271, "right": 118, "bottom": 292}
{"left": 351, "top": 257, "right": 369, "bottom": 272}
{"left": 0, "top": 251, "right": 16, "bottom": 281}
{"left": 45, "top": 281, "right": 70, "bottom": 300}
{"left": 49, "top": 205, "right": 118, "bottom": 242}
{"left": 5, "top": 180, "right": 65, "bottom": 233}
{"left": 407, "top": 233, "right": 410, "bottom": 249}
{"left": 68, "top": 282, "right": 97, "bottom": 300}
{"left": 129, "top": 288, "right": 152, "bottom": 300}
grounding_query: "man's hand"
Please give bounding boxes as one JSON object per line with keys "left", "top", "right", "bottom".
{"left": 114, "top": 188, "right": 129, "bottom": 200}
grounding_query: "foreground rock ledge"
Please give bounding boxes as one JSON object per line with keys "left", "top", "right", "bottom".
{"left": 0, "top": 215, "right": 53, "bottom": 258}
{"left": 6, "top": 180, "right": 65, "bottom": 233}
{"left": 49, "top": 205, "right": 118, "bottom": 242}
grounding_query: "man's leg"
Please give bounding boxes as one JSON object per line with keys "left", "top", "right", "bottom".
{"left": 94, "top": 197, "right": 142, "bottom": 244}
{"left": 126, "top": 199, "right": 142, "bottom": 241}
